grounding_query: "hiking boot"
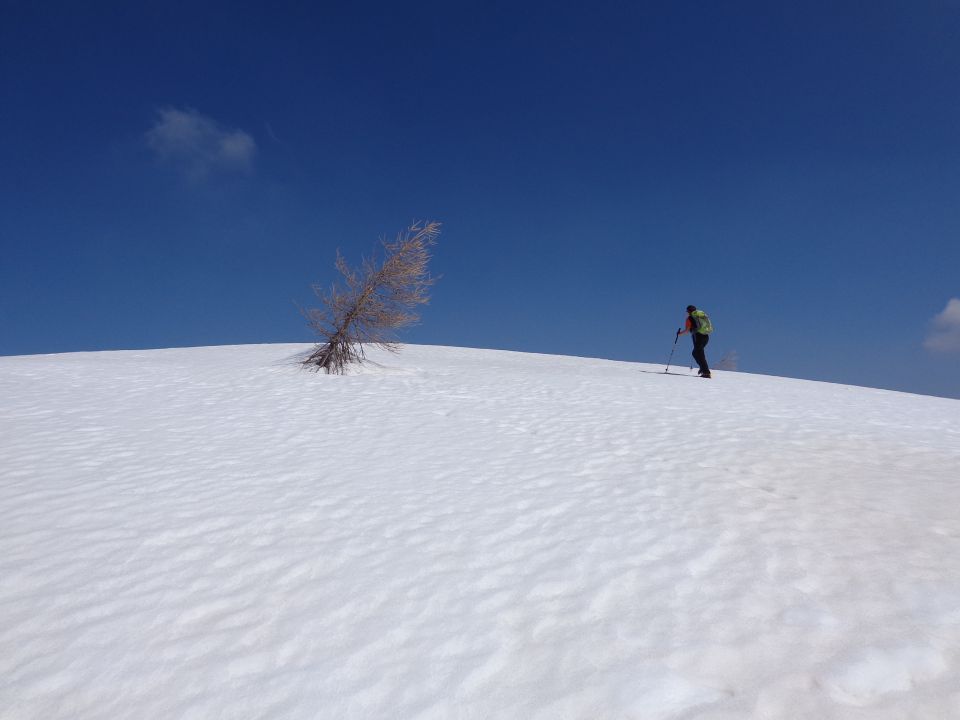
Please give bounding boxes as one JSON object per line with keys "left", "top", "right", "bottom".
{"left": 701, "top": 372, "right": 711, "bottom": 379}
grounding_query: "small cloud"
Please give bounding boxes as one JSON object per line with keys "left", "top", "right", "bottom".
{"left": 264, "top": 121, "right": 282, "bottom": 144}
{"left": 146, "top": 107, "right": 256, "bottom": 179}
{"left": 924, "top": 298, "right": 960, "bottom": 353}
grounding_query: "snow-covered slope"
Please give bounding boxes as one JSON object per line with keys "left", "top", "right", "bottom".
{"left": 2, "top": 344, "right": 959, "bottom": 719}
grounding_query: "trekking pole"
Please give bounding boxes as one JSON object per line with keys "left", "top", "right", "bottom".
{"left": 664, "top": 329, "right": 681, "bottom": 373}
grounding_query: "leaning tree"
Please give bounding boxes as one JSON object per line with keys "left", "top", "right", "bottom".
{"left": 302, "top": 221, "right": 440, "bottom": 373}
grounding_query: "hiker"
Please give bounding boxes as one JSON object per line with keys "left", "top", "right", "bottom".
{"left": 678, "top": 305, "right": 712, "bottom": 378}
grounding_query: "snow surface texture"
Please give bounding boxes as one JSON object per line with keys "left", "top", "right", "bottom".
{"left": 2, "top": 344, "right": 959, "bottom": 719}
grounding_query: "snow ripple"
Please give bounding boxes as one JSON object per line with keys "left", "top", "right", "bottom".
{"left": 1, "top": 344, "right": 959, "bottom": 719}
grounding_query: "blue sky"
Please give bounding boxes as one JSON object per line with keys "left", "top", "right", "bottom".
{"left": 2, "top": 1, "right": 959, "bottom": 399}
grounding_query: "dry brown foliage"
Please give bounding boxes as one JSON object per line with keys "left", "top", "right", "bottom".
{"left": 303, "top": 221, "right": 440, "bottom": 373}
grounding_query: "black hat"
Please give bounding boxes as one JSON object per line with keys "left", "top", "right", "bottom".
{"left": 686, "top": 305, "right": 696, "bottom": 312}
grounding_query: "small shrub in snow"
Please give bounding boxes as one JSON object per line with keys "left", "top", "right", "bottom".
{"left": 716, "top": 351, "right": 739, "bottom": 371}
{"left": 303, "top": 221, "right": 440, "bottom": 373}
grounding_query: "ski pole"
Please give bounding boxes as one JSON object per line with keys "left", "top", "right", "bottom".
{"left": 664, "top": 329, "right": 681, "bottom": 373}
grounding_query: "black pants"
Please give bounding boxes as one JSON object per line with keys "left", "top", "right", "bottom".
{"left": 692, "top": 333, "right": 710, "bottom": 375}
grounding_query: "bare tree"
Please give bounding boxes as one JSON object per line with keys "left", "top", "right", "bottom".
{"left": 302, "top": 221, "right": 440, "bottom": 373}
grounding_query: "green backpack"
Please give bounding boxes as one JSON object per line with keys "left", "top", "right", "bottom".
{"left": 691, "top": 310, "right": 713, "bottom": 334}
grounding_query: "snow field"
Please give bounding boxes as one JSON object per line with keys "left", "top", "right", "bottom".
{"left": 1, "top": 343, "right": 959, "bottom": 719}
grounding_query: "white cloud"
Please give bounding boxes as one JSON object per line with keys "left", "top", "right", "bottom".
{"left": 924, "top": 298, "right": 960, "bottom": 353}
{"left": 146, "top": 107, "right": 256, "bottom": 179}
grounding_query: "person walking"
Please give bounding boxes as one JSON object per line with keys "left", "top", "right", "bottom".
{"left": 678, "top": 305, "right": 712, "bottom": 378}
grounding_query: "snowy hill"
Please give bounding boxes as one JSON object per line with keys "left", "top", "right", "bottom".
{"left": 2, "top": 343, "right": 959, "bottom": 719}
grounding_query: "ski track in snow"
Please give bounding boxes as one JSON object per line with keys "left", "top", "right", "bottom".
{"left": 1, "top": 343, "right": 959, "bottom": 719}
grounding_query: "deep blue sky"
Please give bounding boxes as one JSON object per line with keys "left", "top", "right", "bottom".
{"left": 2, "top": 1, "right": 959, "bottom": 398}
